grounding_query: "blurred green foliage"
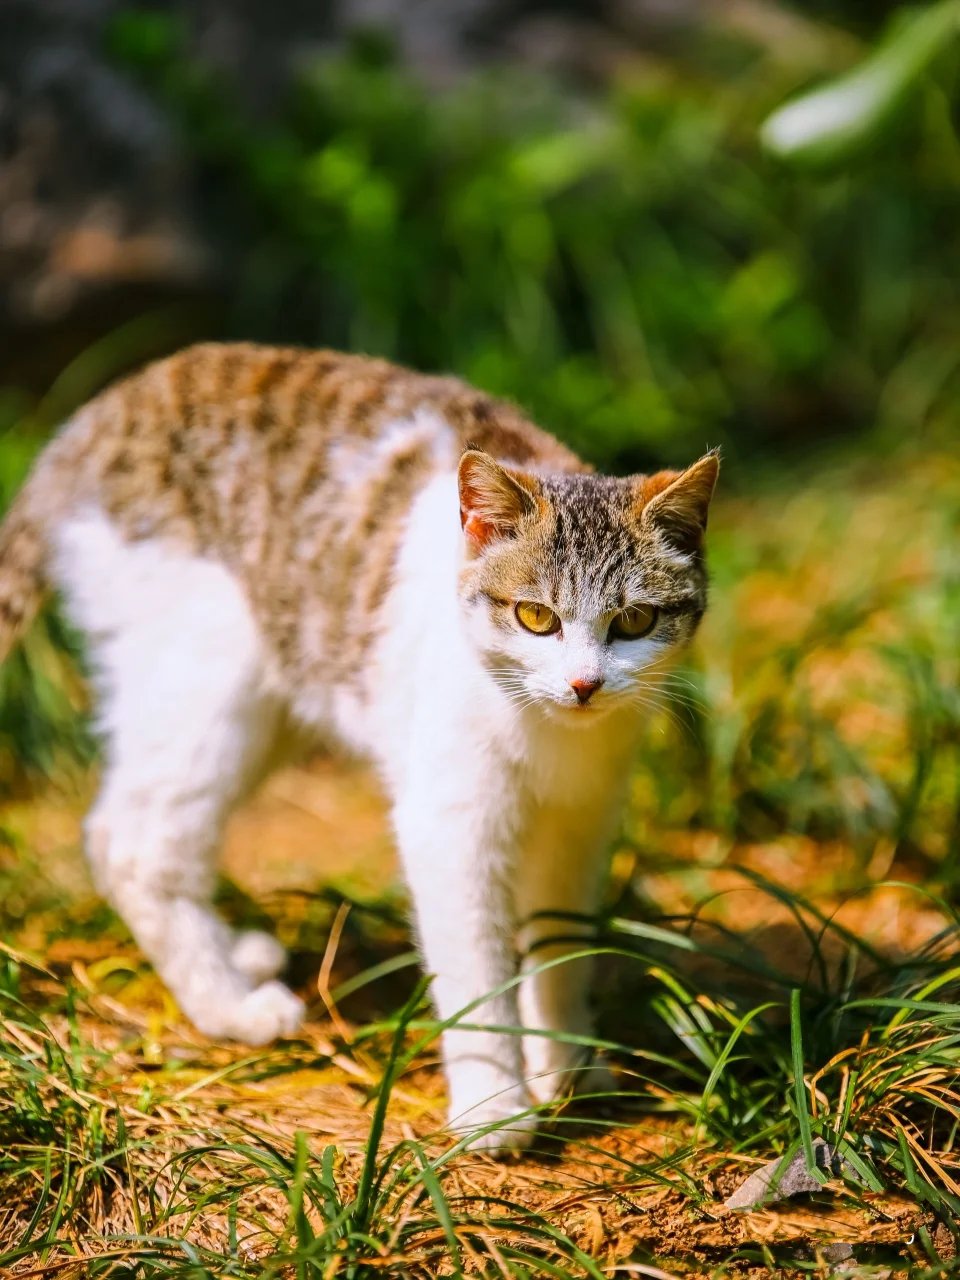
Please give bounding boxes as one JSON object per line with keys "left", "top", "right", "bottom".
{"left": 2, "top": 8, "right": 960, "bottom": 871}
{"left": 763, "top": 1, "right": 960, "bottom": 165}
{"left": 105, "top": 10, "right": 960, "bottom": 471}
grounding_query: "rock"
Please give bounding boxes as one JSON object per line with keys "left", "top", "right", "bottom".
{"left": 723, "top": 1138, "right": 851, "bottom": 1209}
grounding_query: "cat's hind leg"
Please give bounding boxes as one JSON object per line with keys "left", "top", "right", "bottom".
{"left": 229, "top": 929, "right": 289, "bottom": 984}
{"left": 56, "top": 510, "right": 304, "bottom": 1045}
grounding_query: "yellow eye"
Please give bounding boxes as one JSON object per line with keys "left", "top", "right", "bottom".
{"left": 515, "top": 601, "right": 561, "bottom": 635}
{"left": 609, "top": 603, "right": 658, "bottom": 641}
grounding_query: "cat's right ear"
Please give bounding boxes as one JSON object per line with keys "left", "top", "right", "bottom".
{"left": 458, "top": 449, "right": 539, "bottom": 551}
{"left": 639, "top": 451, "right": 719, "bottom": 553}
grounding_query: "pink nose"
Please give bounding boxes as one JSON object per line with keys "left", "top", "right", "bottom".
{"left": 569, "top": 678, "right": 604, "bottom": 704}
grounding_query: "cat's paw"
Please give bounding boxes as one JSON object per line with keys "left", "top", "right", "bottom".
{"left": 448, "top": 1088, "right": 538, "bottom": 1156}
{"left": 229, "top": 981, "right": 306, "bottom": 1045}
{"left": 569, "top": 1052, "right": 618, "bottom": 1101}
{"left": 458, "top": 1109, "right": 539, "bottom": 1156}
{"left": 230, "top": 930, "right": 288, "bottom": 984}
{"left": 525, "top": 1042, "right": 617, "bottom": 1105}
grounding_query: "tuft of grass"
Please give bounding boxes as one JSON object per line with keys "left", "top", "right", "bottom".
{"left": 604, "top": 870, "right": 960, "bottom": 1220}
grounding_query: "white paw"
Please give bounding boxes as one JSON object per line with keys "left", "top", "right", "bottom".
{"left": 228, "top": 981, "right": 305, "bottom": 1045}
{"left": 448, "top": 1088, "right": 538, "bottom": 1156}
{"left": 457, "top": 1109, "right": 539, "bottom": 1156}
{"left": 525, "top": 1043, "right": 617, "bottom": 1105}
{"left": 575, "top": 1052, "right": 618, "bottom": 1098}
{"left": 230, "top": 930, "right": 288, "bottom": 984}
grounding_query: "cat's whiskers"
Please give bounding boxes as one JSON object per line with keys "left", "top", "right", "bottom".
{"left": 627, "top": 680, "right": 694, "bottom": 731}
{"left": 638, "top": 660, "right": 709, "bottom": 716}
{"left": 486, "top": 669, "right": 546, "bottom": 713}
{"left": 659, "top": 687, "right": 708, "bottom": 716}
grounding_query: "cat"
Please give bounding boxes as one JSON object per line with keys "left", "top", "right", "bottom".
{"left": 0, "top": 343, "right": 717, "bottom": 1152}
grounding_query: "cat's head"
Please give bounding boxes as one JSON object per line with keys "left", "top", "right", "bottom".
{"left": 457, "top": 448, "right": 718, "bottom": 718}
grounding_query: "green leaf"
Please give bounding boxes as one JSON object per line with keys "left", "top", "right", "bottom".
{"left": 762, "top": 1, "right": 960, "bottom": 166}
{"left": 790, "top": 989, "right": 829, "bottom": 1186}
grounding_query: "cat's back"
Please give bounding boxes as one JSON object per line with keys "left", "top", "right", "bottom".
{"left": 47, "top": 343, "right": 584, "bottom": 702}
{"left": 70, "top": 342, "right": 428, "bottom": 544}
{"left": 69, "top": 342, "right": 582, "bottom": 543}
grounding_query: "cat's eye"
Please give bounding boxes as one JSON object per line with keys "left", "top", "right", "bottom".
{"left": 515, "top": 601, "right": 561, "bottom": 636}
{"left": 609, "top": 603, "right": 658, "bottom": 641}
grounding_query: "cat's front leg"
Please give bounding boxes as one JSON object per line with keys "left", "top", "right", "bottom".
{"left": 393, "top": 785, "right": 536, "bottom": 1154}
{"left": 515, "top": 802, "right": 619, "bottom": 1105}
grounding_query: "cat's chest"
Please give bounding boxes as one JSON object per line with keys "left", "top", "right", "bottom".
{"left": 505, "top": 712, "right": 638, "bottom": 811}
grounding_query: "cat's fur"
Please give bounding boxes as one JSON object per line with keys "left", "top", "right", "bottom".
{"left": 0, "top": 343, "right": 717, "bottom": 1152}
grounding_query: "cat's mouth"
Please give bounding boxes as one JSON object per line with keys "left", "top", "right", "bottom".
{"left": 549, "top": 695, "right": 617, "bottom": 719}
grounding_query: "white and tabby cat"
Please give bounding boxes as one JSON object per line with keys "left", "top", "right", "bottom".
{"left": 0, "top": 344, "right": 717, "bottom": 1151}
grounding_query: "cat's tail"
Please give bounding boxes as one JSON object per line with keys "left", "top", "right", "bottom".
{"left": 0, "top": 477, "right": 51, "bottom": 663}
{"left": 0, "top": 429, "right": 80, "bottom": 664}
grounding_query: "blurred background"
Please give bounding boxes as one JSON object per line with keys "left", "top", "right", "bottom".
{"left": 1, "top": 0, "right": 959, "bottom": 890}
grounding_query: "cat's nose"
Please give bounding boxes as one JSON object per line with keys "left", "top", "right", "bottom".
{"left": 569, "top": 678, "right": 604, "bottom": 704}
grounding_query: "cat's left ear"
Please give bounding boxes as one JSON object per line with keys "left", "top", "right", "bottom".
{"left": 458, "top": 449, "right": 540, "bottom": 551}
{"left": 639, "top": 451, "right": 719, "bottom": 552}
